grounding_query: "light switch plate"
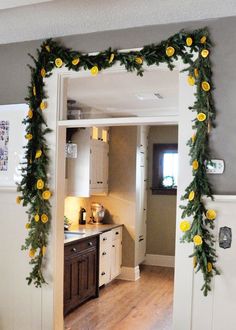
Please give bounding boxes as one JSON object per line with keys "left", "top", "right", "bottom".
{"left": 206, "top": 159, "right": 224, "bottom": 174}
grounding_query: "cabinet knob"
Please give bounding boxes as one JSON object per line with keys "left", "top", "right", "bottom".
{"left": 102, "top": 251, "right": 107, "bottom": 256}
{"left": 112, "top": 245, "right": 115, "bottom": 248}
{"left": 115, "top": 232, "right": 119, "bottom": 235}
{"left": 88, "top": 242, "right": 93, "bottom": 246}
{"left": 101, "top": 272, "right": 106, "bottom": 276}
{"left": 71, "top": 248, "right": 77, "bottom": 252}
{"left": 103, "top": 237, "right": 107, "bottom": 241}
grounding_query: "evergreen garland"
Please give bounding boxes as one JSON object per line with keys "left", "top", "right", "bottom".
{"left": 17, "top": 27, "right": 218, "bottom": 294}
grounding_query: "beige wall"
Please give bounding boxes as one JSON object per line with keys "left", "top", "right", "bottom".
{"left": 146, "top": 125, "right": 178, "bottom": 256}
{"left": 65, "top": 126, "right": 137, "bottom": 267}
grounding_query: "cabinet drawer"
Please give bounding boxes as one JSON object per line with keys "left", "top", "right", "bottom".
{"left": 100, "top": 231, "right": 112, "bottom": 247}
{"left": 112, "top": 227, "right": 122, "bottom": 240}
{"left": 99, "top": 263, "right": 110, "bottom": 286}
{"left": 65, "top": 236, "right": 97, "bottom": 257}
{"left": 99, "top": 250, "right": 110, "bottom": 267}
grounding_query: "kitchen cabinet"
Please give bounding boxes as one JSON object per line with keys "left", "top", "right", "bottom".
{"left": 64, "top": 235, "right": 99, "bottom": 315}
{"left": 136, "top": 126, "right": 149, "bottom": 265}
{"left": 99, "top": 226, "right": 122, "bottom": 286}
{"left": 91, "top": 126, "right": 109, "bottom": 143}
{"left": 67, "top": 127, "right": 109, "bottom": 197}
{"left": 99, "top": 230, "right": 112, "bottom": 286}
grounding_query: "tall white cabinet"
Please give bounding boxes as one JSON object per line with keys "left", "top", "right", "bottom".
{"left": 135, "top": 126, "right": 149, "bottom": 265}
{"left": 67, "top": 127, "right": 109, "bottom": 197}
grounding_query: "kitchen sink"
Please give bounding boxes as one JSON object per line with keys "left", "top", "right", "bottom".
{"left": 64, "top": 232, "right": 86, "bottom": 240}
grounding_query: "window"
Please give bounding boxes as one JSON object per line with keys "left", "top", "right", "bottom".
{"left": 152, "top": 144, "right": 178, "bottom": 195}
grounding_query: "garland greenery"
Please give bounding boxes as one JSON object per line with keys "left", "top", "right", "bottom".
{"left": 17, "top": 27, "right": 218, "bottom": 294}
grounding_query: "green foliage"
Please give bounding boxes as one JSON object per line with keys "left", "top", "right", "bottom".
{"left": 17, "top": 27, "right": 217, "bottom": 294}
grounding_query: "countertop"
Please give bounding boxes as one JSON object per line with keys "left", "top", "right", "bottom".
{"left": 64, "top": 223, "right": 123, "bottom": 245}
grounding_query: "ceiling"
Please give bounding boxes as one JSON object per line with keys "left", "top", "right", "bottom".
{"left": 67, "top": 68, "right": 179, "bottom": 118}
{"left": 0, "top": 0, "right": 52, "bottom": 10}
{"left": 0, "top": 0, "right": 236, "bottom": 44}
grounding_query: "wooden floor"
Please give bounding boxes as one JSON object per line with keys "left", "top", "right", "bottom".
{"left": 64, "top": 265, "right": 174, "bottom": 330}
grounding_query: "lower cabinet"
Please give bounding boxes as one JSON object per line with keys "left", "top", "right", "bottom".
{"left": 110, "top": 238, "right": 122, "bottom": 280}
{"left": 64, "top": 228, "right": 122, "bottom": 314}
{"left": 99, "top": 226, "right": 122, "bottom": 287}
{"left": 64, "top": 236, "right": 99, "bottom": 315}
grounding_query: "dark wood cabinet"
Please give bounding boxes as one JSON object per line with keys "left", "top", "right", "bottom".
{"left": 64, "top": 235, "right": 99, "bottom": 315}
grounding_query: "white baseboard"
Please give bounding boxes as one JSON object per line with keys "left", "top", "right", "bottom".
{"left": 143, "top": 254, "right": 175, "bottom": 268}
{"left": 117, "top": 266, "right": 140, "bottom": 281}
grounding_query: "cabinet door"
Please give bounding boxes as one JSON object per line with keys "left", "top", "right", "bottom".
{"left": 90, "top": 140, "right": 102, "bottom": 189}
{"left": 90, "top": 140, "right": 109, "bottom": 195}
{"left": 64, "top": 254, "right": 85, "bottom": 315}
{"left": 101, "top": 143, "right": 109, "bottom": 190}
{"left": 67, "top": 128, "right": 91, "bottom": 197}
{"left": 99, "top": 249, "right": 111, "bottom": 286}
{"left": 110, "top": 239, "right": 122, "bottom": 280}
{"left": 99, "top": 231, "right": 112, "bottom": 286}
{"left": 78, "top": 249, "right": 97, "bottom": 300}
{"left": 64, "top": 247, "right": 97, "bottom": 315}
{"left": 91, "top": 127, "right": 108, "bottom": 142}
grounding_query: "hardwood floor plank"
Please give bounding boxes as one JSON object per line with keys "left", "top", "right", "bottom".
{"left": 65, "top": 265, "right": 174, "bottom": 330}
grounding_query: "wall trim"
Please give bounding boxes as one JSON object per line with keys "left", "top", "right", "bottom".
{"left": 209, "top": 195, "right": 236, "bottom": 202}
{"left": 0, "top": 187, "right": 17, "bottom": 192}
{"left": 117, "top": 266, "right": 140, "bottom": 281}
{"left": 143, "top": 254, "right": 175, "bottom": 268}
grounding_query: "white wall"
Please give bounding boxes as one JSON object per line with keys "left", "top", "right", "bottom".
{"left": 0, "top": 105, "right": 42, "bottom": 330}
{"left": 0, "top": 76, "right": 66, "bottom": 330}
{"left": 191, "top": 196, "right": 236, "bottom": 330}
{"left": 0, "top": 191, "right": 42, "bottom": 330}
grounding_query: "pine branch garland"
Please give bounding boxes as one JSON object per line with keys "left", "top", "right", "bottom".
{"left": 17, "top": 27, "right": 218, "bottom": 294}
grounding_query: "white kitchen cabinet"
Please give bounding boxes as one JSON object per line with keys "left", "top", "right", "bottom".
{"left": 67, "top": 127, "right": 109, "bottom": 197}
{"left": 110, "top": 227, "right": 122, "bottom": 280}
{"left": 92, "top": 126, "right": 109, "bottom": 143}
{"left": 99, "top": 226, "right": 122, "bottom": 287}
{"left": 99, "top": 231, "right": 112, "bottom": 286}
{"left": 135, "top": 126, "right": 149, "bottom": 265}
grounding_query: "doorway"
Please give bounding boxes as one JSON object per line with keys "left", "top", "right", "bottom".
{"left": 60, "top": 62, "right": 178, "bottom": 328}
{"left": 63, "top": 123, "right": 178, "bottom": 329}
{"left": 42, "top": 58, "right": 195, "bottom": 329}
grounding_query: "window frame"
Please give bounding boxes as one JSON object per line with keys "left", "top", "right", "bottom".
{"left": 152, "top": 143, "right": 178, "bottom": 195}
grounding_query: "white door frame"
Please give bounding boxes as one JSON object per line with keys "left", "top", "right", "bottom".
{"left": 42, "top": 56, "right": 195, "bottom": 330}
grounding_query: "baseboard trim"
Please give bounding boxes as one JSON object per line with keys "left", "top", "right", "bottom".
{"left": 117, "top": 266, "right": 140, "bottom": 281}
{"left": 143, "top": 254, "right": 175, "bottom": 268}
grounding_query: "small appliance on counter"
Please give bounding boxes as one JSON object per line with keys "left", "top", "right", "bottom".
{"left": 90, "top": 203, "right": 105, "bottom": 224}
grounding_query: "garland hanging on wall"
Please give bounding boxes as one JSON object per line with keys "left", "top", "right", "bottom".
{"left": 17, "top": 27, "right": 218, "bottom": 294}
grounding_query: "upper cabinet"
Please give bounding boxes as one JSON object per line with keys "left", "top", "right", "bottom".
{"left": 67, "top": 127, "right": 109, "bottom": 197}
{"left": 91, "top": 126, "right": 109, "bottom": 143}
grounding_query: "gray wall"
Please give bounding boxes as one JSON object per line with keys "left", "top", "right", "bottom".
{"left": 0, "top": 17, "right": 235, "bottom": 193}
{"left": 146, "top": 126, "right": 178, "bottom": 256}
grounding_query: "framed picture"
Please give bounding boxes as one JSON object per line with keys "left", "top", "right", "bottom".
{"left": 0, "top": 104, "right": 28, "bottom": 189}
